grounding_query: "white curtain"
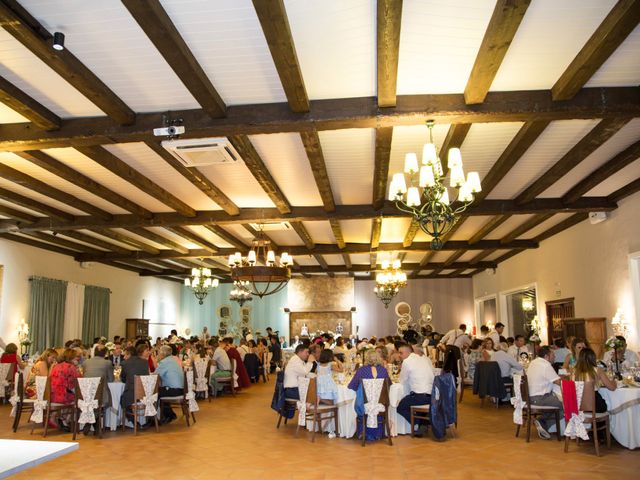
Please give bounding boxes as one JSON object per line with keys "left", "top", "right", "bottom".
{"left": 63, "top": 282, "right": 85, "bottom": 342}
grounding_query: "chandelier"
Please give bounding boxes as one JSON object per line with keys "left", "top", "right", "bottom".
{"left": 373, "top": 260, "right": 407, "bottom": 308}
{"left": 184, "top": 266, "right": 219, "bottom": 305}
{"left": 388, "top": 120, "right": 482, "bottom": 250}
{"left": 228, "top": 225, "right": 292, "bottom": 298}
{"left": 230, "top": 280, "right": 252, "bottom": 306}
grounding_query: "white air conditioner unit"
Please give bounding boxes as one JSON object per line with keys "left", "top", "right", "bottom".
{"left": 589, "top": 211, "right": 608, "bottom": 225}
{"left": 161, "top": 137, "right": 241, "bottom": 167}
{"left": 249, "top": 222, "right": 292, "bottom": 232}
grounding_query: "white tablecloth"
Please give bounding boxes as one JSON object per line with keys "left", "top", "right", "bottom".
{"left": 600, "top": 386, "right": 640, "bottom": 449}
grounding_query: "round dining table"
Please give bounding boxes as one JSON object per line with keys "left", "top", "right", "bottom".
{"left": 599, "top": 385, "right": 640, "bottom": 449}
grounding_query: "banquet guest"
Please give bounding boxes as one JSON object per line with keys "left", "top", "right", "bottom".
{"left": 308, "top": 343, "right": 323, "bottom": 373}
{"left": 120, "top": 344, "right": 151, "bottom": 423}
{"left": 573, "top": 347, "right": 616, "bottom": 413}
{"left": 290, "top": 335, "right": 301, "bottom": 349}
{"left": 25, "top": 348, "right": 58, "bottom": 399}
{"left": 508, "top": 335, "right": 530, "bottom": 361}
{"left": 280, "top": 336, "right": 288, "bottom": 349}
{"left": 169, "top": 343, "right": 183, "bottom": 368}
{"left": 122, "top": 346, "right": 135, "bottom": 362}
{"left": 466, "top": 339, "right": 484, "bottom": 382}
{"left": 210, "top": 338, "right": 232, "bottom": 395}
{"left": 375, "top": 346, "right": 389, "bottom": 366}
{"left": 0, "top": 343, "right": 26, "bottom": 373}
{"left": 488, "top": 323, "right": 504, "bottom": 347}
{"left": 156, "top": 345, "right": 184, "bottom": 423}
{"left": 82, "top": 344, "right": 114, "bottom": 407}
{"left": 109, "top": 343, "right": 124, "bottom": 367}
{"left": 135, "top": 339, "right": 155, "bottom": 373}
{"left": 552, "top": 338, "right": 570, "bottom": 370}
{"left": 223, "top": 337, "right": 251, "bottom": 389}
{"left": 269, "top": 335, "right": 282, "bottom": 372}
{"left": 527, "top": 346, "right": 563, "bottom": 439}
{"left": 316, "top": 349, "right": 341, "bottom": 404}
{"left": 439, "top": 324, "right": 472, "bottom": 350}
{"left": 481, "top": 337, "right": 495, "bottom": 361}
{"left": 282, "top": 344, "right": 313, "bottom": 418}
{"left": 478, "top": 325, "right": 490, "bottom": 339}
{"left": 602, "top": 336, "right": 640, "bottom": 369}
{"left": 562, "top": 337, "right": 589, "bottom": 371}
{"left": 201, "top": 326, "right": 211, "bottom": 344}
{"left": 397, "top": 344, "right": 435, "bottom": 434}
{"left": 333, "top": 337, "right": 347, "bottom": 362}
{"left": 237, "top": 339, "right": 250, "bottom": 360}
{"left": 50, "top": 348, "right": 82, "bottom": 429}
{"left": 256, "top": 338, "right": 268, "bottom": 361}
{"left": 492, "top": 342, "right": 523, "bottom": 386}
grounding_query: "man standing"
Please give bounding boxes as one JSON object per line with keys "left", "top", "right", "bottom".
{"left": 269, "top": 335, "right": 282, "bottom": 372}
{"left": 282, "top": 344, "right": 313, "bottom": 418}
{"left": 488, "top": 323, "right": 504, "bottom": 346}
{"left": 155, "top": 345, "right": 184, "bottom": 423}
{"left": 397, "top": 344, "right": 435, "bottom": 435}
{"left": 439, "top": 324, "right": 472, "bottom": 350}
{"left": 527, "top": 346, "right": 563, "bottom": 439}
{"left": 507, "top": 335, "right": 530, "bottom": 360}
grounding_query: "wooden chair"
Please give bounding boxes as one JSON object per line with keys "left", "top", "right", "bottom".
{"left": 295, "top": 377, "right": 340, "bottom": 443}
{"left": 0, "top": 362, "right": 14, "bottom": 403}
{"left": 361, "top": 377, "right": 392, "bottom": 446}
{"left": 193, "top": 358, "right": 212, "bottom": 402}
{"left": 564, "top": 380, "right": 611, "bottom": 456}
{"left": 457, "top": 357, "right": 465, "bottom": 403}
{"left": 410, "top": 404, "right": 430, "bottom": 437}
{"left": 216, "top": 358, "right": 236, "bottom": 396}
{"left": 473, "top": 361, "right": 507, "bottom": 408}
{"left": 72, "top": 377, "right": 106, "bottom": 439}
{"left": 11, "top": 372, "right": 35, "bottom": 432}
{"left": 36, "top": 376, "right": 76, "bottom": 438}
{"left": 158, "top": 371, "right": 197, "bottom": 427}
{"left": 121, "top": 375, "right": 159, "bottom": 435}
{"left": 515, "top": 374, "right": 561, "bottom": 442}
{"left": 275, "top": 371, "right": 298, "bottom": 429}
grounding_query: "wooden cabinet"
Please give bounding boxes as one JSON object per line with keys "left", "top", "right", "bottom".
{"left": 126, "top": 318, "right": 149, "bottom": 339}
{"left": 562, "top": 317, "right": 607, "bottom": 358}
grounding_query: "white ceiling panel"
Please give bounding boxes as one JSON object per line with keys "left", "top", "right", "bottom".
{"left": 341, "top": 219, "right": 373, "bottom": 243}
{"left": 460, "top": 122, "right": 524, "bottom": 180}
{"left": 457, "top": 251, "right": 478, "bottom": 263}
{"left": 413, "top": 230, "right": 433, "bottom": 242}
{"left": 485, "top": 249, "right": 511, "bottom": 261}
{"left": 490, "top": 0, "right": 617, "bottom": 91}
{"left": 292, "top": 255, "right": 319, "bottom": 266}
{"left": 488, "top": 120, "right": 600, "bottom": 199}
{"left": 0, "top": 152, "right": 129, "bottom": 215}
{"left": 518, "top": 213, "right": 575, "bottom": 239}
{"left": 222, "top": 224, "right": 255, "bottom": 243}
{"left": 43, "top": 148, "right": 174, "bottom": 212}
{"left": 427, "top": 251, "right": 450, "bottom": 264}
{"left": 111, "top": 228, "right": 169, "bottom": 251}
{"left": 380, "top": 217, "right": 411, "bottom": 244}
{"left": 186, "top": 226, "right": 234, "bottom": 249}
{"left": 266, "top": 229, "right": 304, "bottom": 246}
{"left": 0, "top": 103, "right": 28, "bottom": 123}
{"left": 440, "top": 269, "right": 456, "bottom": 275}
{"left": 323, "top": 254, "right": 344, "bottom": 266}
{"left": 284, "top": 0, "right": 375, "bottom": 99}
{"left": 19, "top": 0, "right": 199, "bottom": 112}
{"left": 146, "top": 227, "right": 199, "bottom": 250}
{"left": 586, "top": 25, "right": 640, "bottom": 88}
{"left": 103, "top": 143, "right": 221, "bottom": 211}
{"left": 484, "top": 215, "right": 534, "bottom": 240}
{"left": 320, "top": 128, "right": 375, "bottom": 205}
{"left": 53, "top": 231, "right": 109, "bottom": 251}
{"left": 397, "top": 0, "right": 494, "bottom": 94}
{"left": 402, "top": 252, "right": 425, "bottom": 263}
{"left": 350, "top": 253, "right": 371, "bottom": 265}
{"left": 540, "top": 118, "right": 640, "bottom": 198}
{"left": 586, "top": 158, "right": 640, "bottom": 197}
{"left": 0, "top": 28, "right": 104, "bottom": 117}
{"left": 449, "top": 215, "right": 494, "bottom": 241}
{"left": 78, "top": 229, "right": 136, "bottom": 251}
{"left": 302, "top": 221, "right": 335, "bottom": 245}
{"left": 161, "top": 0, "right": 286, "bottom": 105}
{"left": 0, "top": 199, "right": 45, "bottom": 217}
{"left": 249, "top": 133, "right": 322, "bottom": 206}
{"left": 13, "top": 232, "right": 83, "bottom": 251}
{"left": 0, "top": 177, "right": 86, "bottom": 215}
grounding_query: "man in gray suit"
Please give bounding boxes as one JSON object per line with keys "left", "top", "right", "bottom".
{"left": 120, "top": 343, "right": 151, "bottom": 427}
{"left": 83, "top": 344, "right": 114, "bottom": 407}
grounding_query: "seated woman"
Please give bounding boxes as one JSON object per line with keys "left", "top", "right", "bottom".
{"left": 348, "top": 350, "right": 389, "bottom": 441}
{"left": 572, "top": 347, "right": 616, "bottom": 413}
{"left": 25, "top": 348, "right": 58, "bottom": 399}
{"left": 481, "top": 337, "right": 495, "bottom": 361}
{"left": 0, "top": 343, "right": 26, "bottom": 373}
{"left": 49, "top": 348, "right": 82, "bottom": 430}
{"left": 563, "top": 337, "right": 589, "bottom": 372}
{"left": 316, "top": 350, "right": 341, "bottom": 405}
{"left": 466, "top": 339, "right": 484, "bottom": 382}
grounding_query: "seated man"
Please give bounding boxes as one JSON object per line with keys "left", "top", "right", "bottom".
{"left": 492, "top": 342, "right": 523, "bottom": 399}
{"left": 507, "top": 335, "right": 531, "bottom": 361}
{"left": 527, "top": 345, "right": 563, "bottom": 439}
{"left": 602, "top": 336, "right": 639, "bottom": 369}
{"left": 82, "top": 344, "right": 114, "bottom": 408}
{"left": 282, "top": 344, "right": 313, "bottom": 418}
{"left": 120, "top": 343, "right": 150, "bottom": 427}
{"left": 210, "top": 338, "right": 232, "bottom": 396}
{"left": 156, "top": 345, "right": 184, "bottom": 424}
{"left": 397, "top": 344, "right": 435, "bottom": 436}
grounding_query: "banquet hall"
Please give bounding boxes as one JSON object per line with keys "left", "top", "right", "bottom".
{"left": 1, "top": 0, "right": 640, "bottom": 478}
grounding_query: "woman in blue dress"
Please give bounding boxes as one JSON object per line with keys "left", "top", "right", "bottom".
{"left": 348, "top": 349, "right": 389, "bottom": 441}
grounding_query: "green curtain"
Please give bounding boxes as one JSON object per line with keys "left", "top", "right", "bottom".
{"left": 28, "top": 276, "right": 67, "bottom": 352}
{"left": 82, "top": 285, "right": 110, "bottom": 344}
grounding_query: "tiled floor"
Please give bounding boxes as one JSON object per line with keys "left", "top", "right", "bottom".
{"left": 1, "top": 382, "right": 639, "bottom": 480}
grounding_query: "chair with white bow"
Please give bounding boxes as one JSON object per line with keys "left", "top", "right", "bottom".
{"left": 158, "top": 370, "right": 199, "bottom": 427}
{"left": 72, "top": 377, "right": 106, "bottom": 439}
{"left": 361, "top": 377, "right": 392, "bottom": 446}
{"left": 193, "top": 358, "right": 212, "bottom": 402}
{"left": 562, "top": 380, "right": 611, "bottom": 456}
{"left": 0, "top": 362, "right": 14, "bottom": 402}
{"left": 121, "top": 375, "right": 159, "bottom": 435}
{"left": 10, "top": 372, "right": 35, "bottom": 432}
{"left": 295, "top": 376, "right": 340, "bottom": 443}
{"left": 32, "top": 376, "right": 76, "bottom": 438}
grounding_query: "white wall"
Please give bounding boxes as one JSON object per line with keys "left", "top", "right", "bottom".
{"left": 0, "top": 239, "right": 181, "bottom": 346}
{"left": 354, "top": 277, "right": 474, "bottom": 338}
{"left": 473, "top": 191, "right": 640, "bottom": 350}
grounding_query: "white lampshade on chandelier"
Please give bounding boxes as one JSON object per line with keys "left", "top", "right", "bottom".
{"left": 389, "top": 120, "right": 482, "bottom": 250}
{"left": 184, "top": 266, "right": 219, "bottom": 305}
{"left": 230, "top": 280, "right": 252, "bottom": 306}
{"left": 228, "top": 225, "right": 292, "bottom": 298}
{"left": 373, "top": 259, "right": 407, "bottom": 308}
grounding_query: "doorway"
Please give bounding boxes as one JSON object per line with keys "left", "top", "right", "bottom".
{"left": 545, "top": 298, "right": 575, "bottom": 342}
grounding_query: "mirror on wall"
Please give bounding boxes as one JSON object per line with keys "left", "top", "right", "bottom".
{"left": 505, "top": 287, "right": 537, "bottom": 337}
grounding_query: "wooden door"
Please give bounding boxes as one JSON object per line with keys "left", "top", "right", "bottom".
{"left": 545, "top": 298, "right": 575, "bottom": 341}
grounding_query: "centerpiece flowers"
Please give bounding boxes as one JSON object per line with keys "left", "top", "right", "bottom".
{"left": 605, "top": 336, "right": 625, "bottom": 379}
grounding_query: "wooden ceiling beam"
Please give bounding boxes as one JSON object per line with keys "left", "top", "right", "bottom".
{"left": 0, "top": 232, "right": 77, "bottom": 257}
{"left": 403, "top": 219, "right": 420, "bottom": 248}
{"left": 164, "top": 226, "right": 218, "bottom": 253}
{"left": 0, "top": 187, "right": 73, "bottom": 221}
{"left": 59, "top": 230, "right": 130, "bottom": 254}
{"left": 469, "top": 249, "right": 497, "bottom": 265}
{"left": 313, "top": 254, "right": 334, "bottom": 277}
{"left": 370, "top": 217, "right": 382, "bottom": 249}
{"left": 122, "top": 0, "right": 226, "bottom": 118}
{"left": 329, "top": 219, "right": 345, "bottom": 249}
{"left": 377, "top": 0, "right": 403, "bottom": 108}
{"left": 373, "top": 126, "right": 393, "bottom": 210}
{"left": 290, "top": 221, "right": 315, "bottom": 250}
{"left": 0, "top": 1, "right": 134, "bottom": 125}
{"left": 464, "top": 0, "right": 531, "bottom": 104}
{"left": 534, "top": 212, "right": 589, "bottom": 244}
{"left": 252, "top": 0, "right": 309, "bottom": 112}
{"left": 342, "top": 253, "right": 352, "bottom": 269}
{"left": 300, "top": 130, "right": 336, "bottom": 211}
{"left": 75, "top": 146, "right": 196, "bottom": 217}
{"left": 563, "top": 140, "right": 640, "bottom": 203}
{"left": 21, "top": 231, "right": 103, "bottom": 254}
{"left": 0, "top": 75, "right": 60, "bottom": 130}
{"left": 608, "top": 177, "right": 640, "bottom": 204}
{"left": 2, "top": 87, "right": 638, "bottom": 152}
{"left": 500, "top": 213, "right": 554, "bottom": 244}
{"left": 145, "top": 142, "right": 240, "bottom": 215}
{"left": 515, "top": 118, "right": 632, "bottom": 204}
{"left": 468, "top": 215, "right": 510, "bottom": 244}
{"left": 494, "top": 248, "right": 525, "bottom": 264}
{"left": 552, "top": 0, "right": 640, "bottom": 101}
{"left": 202, "top": 225, "right": 247, "bottom": 250}
{"left": 90, "top": 228, "right": 160, "bottom": 254}
{"left": 0, "top": 205, "right": 37, "bottom": 224}
{"left": 125, "top": 227, "right": 189, "bottom": 255}
{"left": 440, "top": 124, "right": 472, "bottom": 176}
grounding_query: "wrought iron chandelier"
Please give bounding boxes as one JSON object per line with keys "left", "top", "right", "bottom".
{"left": 184, "top": 266, "right": 219, "bottom": 305}
{"left": 373, "top": 260, "right": 407, "bottom": 308}
{"left": 228, "top": 225, "right": 292, "bottom": 298}
{"left": 230, "top": 280, "right": 252, "bottom": 306}
{"left": 388, "top": 120, "right": 482, "bottom": 250}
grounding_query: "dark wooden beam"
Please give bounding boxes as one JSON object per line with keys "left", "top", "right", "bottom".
{"left": 447, "top": 268, "right": 467, "bottom": 277}
{"left": 534, "top": 213, "right": 588, "bottom": 243}
{"left": 0, "top": 163, "right": 112, "bottom": 220}
{"left": 0, "top": 0, "right": 134, "bottom": 125}
{"left": 300, "top": 130, "right": 336, "bottom": 211}
{"left": 228, "top": 135, "right": 291, "bottom": 214}
{"left": 2, "top": 87, "right": 639, "bottom": 152}
{"left": 377, "top": 0, "right": 403, "bottom": 107}
{"left": 342, "top": 253, "right": 352, "bottom": 269}
{"left": 203, "top": 225, "right": 247, "bottom": 249}
{"left": 373, "top": 126, "right": 393, "bottom": 210}
{"left": 563, "top": 139, "right": 640, "bottom": 203}
{"left": 411, "top": 250, "right": 436, "bottom": 277}
{"left": 313, "top": 254, "right": 334, "bottom": 277}
{"left": 444, "top": 250, "right": 466, "bottom": 267}
{"left": 0, "top": 204, "right": 37, "bottom": 223}
{"left": 252, "top": 0, "right": 309, "bottom": 112}
{"left": 464, "top": 0, "right": 531, "bottom": 104}
{"left": 0, "top": 75, "right": 60, "bottom": 130}
{"left": 500, "top": 213, "right": 554, "bottom": 244}
{"left": 552, "top": 0, "right": 640, "bottom": 101}
{"left": 164, "top": 226, "right": 218, "bottom": 253}
{"left": 0, "top": 232, "right": 77, "bottom": 257}
{"left": 440, "top": 124, "right": 472, "bottom": 176}
{"left": 290, "top": 221, "right": 315, "bottom": 250}
{"left": 474, "top": 120, "right": 550, "bottom": 201}
{"left": 469, "top": 249, "right": 497, "bottom": 265}
{"left": 608, "top": 177, "right": 640, "bottom": 203}
{"left": 0, "top": 187, "right": 73, "bottom": 221}
{"left": 515, "top": 118, "right": 631, "bottom": 204}
{"left": 22, "top": 231, "right": 103, "bottom": 253}
{"left": 16, "top": 150, "right": 152, "bottom": 218}
{"left": 494, "top": 248, "right": 525, "bottom": 265}
{"left": 370, "top": 217, "right": 382, "bottom": 250}
{"left": 144, "top": 142, "right": 240, "bottom": 216}
{"left": 370, "top": 252, "right": 377, "bottom": 270}
{"left": 125, "top": 227, "right": 189, "bottom": 255}
{"left": 122, "top": 0, "right": 226, "bottom": 118}
{"left": 90, "top": 228, "right": 160, "bottom": 254}
{"left": 60, "top": 230, "right": 130, "bottom": 253}
{"left": 467, "top": 268, "right": 486, "bottom": 276}
{"left": 403, "top": 219, "right": 420, "bottom": 248}
{"left": 329, "top": 219, "right": 345, "bottom": 249}
{"left": 468, "top": 215, "right": 510, "bottom": 244}
{"left": 75, "top": 146, "right": 196, "bottom": 217}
